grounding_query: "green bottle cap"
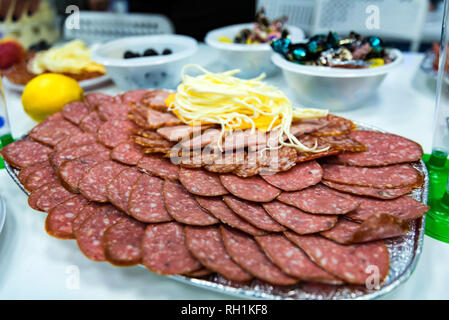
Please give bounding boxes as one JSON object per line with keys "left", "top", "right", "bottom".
{"left": 425, "top": 190, "right": 449, "bottom": 244}
{"left": 429, "top": 149, "right": 448, "bottom": 167}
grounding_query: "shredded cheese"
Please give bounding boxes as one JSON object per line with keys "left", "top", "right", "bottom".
{"left": 166, "top": 64, "right": 329, "bottom": 152}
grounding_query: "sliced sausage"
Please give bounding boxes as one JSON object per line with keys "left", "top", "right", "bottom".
{"left": 137, "top": 155, "right": 179, "bottom": 181}
{"left": 179, "top": 167, "right": 228, "bottom": 196}
{"left": 219, "top": 174, "right": 280, "bottom": 202}
{"left": 1, "top": 140, "right": 52, "bottom": 169}
{"left": 322, "top": 180, "right": 412, "bottom": 200}
{"left": 106, "top": 167, "right": 142, "bottom": 213}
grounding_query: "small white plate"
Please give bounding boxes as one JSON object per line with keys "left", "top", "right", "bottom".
{"left": 0, "top": 196, "right": 5, "bottom": 234}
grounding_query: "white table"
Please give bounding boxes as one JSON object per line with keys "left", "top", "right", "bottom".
{"left": 1, "top": 46, "right": 449, "bottom": 300}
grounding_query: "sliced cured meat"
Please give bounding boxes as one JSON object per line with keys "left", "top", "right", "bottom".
{"left": 179, "top": 167, "right": 228, "bottom": 196}
{"left": 260, "top": 161, "right": 323, "bottom": 191}
{"left": 1, "top": 140, "right": 52, "bottom": 169}
{"left": 62, "top": 101, "right": 91, "bottom": 125}
{"left": 146, "top": 109, "right": 182, "bottom": 129}
{"left": 107, "top": 167, "right": 142, "bottom": 213}
{"left": 277, "top": 184, "right": 360, "bottom": 215}
{"left": 185, "top": 268, "right": 213, "bottom": 277}
{"left": 255, "top": 234, "right": 342, "bottom": 284}
{"left": 111, "top": 141, "right": 143, "bottom": 165}
{"left": 223, "top": 196, "right": 286, "bottom": 232}
{"left": 97, "top": 119, "right": 138, "bottom": 148}
{"left": 97, "top": 102, "right": 131, "bottom": 121}
{"left": 220, "top": 226, "right": 298, "bottom": 285}
{"left": 137, "top": 155, "right": 179, "bottom": 181}
{"left": 163, "top": 180, "right": 218, "bottom": 226}
{"left": 219, "top": 174, "right": 280, "bottom": 202}
{"left": 79, "top": 112, "right": 104, "bottom": 133}
{"left": 322, "top": 163, "right": 421, "bottom": 189}
{"left": 54, "top": 133, "right": 97, "bottom": 152}
{"left": 35, "top": 182, "right": 75, "bottom": 212}
{"left": 289, "top": 119, "right": 327, "bottom": 137}
{"left": 45, "top": 195, "right": 90, "bottom": 239}
{"left": 50, "top": 143, "right": 109, "bottom": 169}
{"left": 121, "top": 89, "right": 149, "bottom": 105}
{"left": 128, "top": 174, "right": 172, "bottom": 222}
{"left": 24, "top": 164, "right": 58, "bottom": 191}
{"left": 195, "top": 197, "right": 266, "bottom": 236}
{"left": 346, "top": 195, "right": 429, "bottom": 222}
{"left": 72, "top": 202, "right": 103, "bottom": 235}
{"left": 76, "top": 205, "right": 126, "bottom": 261}
{"left": 157, "top": 125, "right": 206, "bottom": 142}
{"left": 222, "top": 129, "right": 267, "bottom": 151}
{"left": 142, "top": 89, "right": 170, "bottom": 110}
{"left": 85, "top": 92, "right": 114, "bottom": 108}
{"left": 181, "top": 129, "right": 221, "bottom": 149}
{"left": 310, "top": 114, "right": 357, "bottom": 137}
{"left": 333, "top": 131, "right": 423, "bottom": 166}
{"left": 134, "top": 135, "right": 174, "bottom": 148}
{"left": 285, "top": 232, "right": 389, "bottom": 285}
{"left": 29, "top": 118, "right": 82, "bottom": 146}
{"left": 18, "top": 161, "right": 48, "bottom": 184}
{"left": 322, "top": 180, "right": 412, "bottom": 200}
{"left": 262, "top": 201, "right": 337, "bottom": 234}
{"left": 320, "top": 214, "right": 409, "bottom": 244}
{"left": 185, "top": 225, "right": 252, "bottom": 282}
{"left": 58, "top": 151, "right": 110, "bottom": 192}
{"left": 103, "top": 218, "right": 146, "bottom": 266}
{"left": 28, "top": 182, "right": 55, "bottom": 211}
{"left": 142, "top": 222, "right": 202, "bottom": 275}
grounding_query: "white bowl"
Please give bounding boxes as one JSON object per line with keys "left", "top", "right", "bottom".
{"left": 205, "top": 23, "right": 305, "bottom": 78}
{"left": 92, "top": 34, "right": 198, "bottom": 90}
{"left": 271, "top": 49, "right": 403, "bottom": 111}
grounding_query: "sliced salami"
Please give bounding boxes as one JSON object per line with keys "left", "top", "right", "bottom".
{"left": 284, "top": 232, "right": 389, "bottom": 285}
{"left": 142, "top": 89, "right": 170, "bottom": 110}
{"left": 18, "top": 161, "right": 48, "bottom": 184}
{"left": 121, "top": 89, "right": 149, "bottom": 105}
{"left": 79, "top": 112, "right": 104, "bottom": 134}
{"left": 85, "top": 92, "right": 114, "bottom": 109}
{"left": 179, "top": 167, "right": 228, "bottom": 196}
{"left": 142, "top": 222, "right": 202, "bottom": 275}
{"left": 262, "top": 201, "right": 337, "bottom": 234}
{"left": 29, "top": 118, "right": 82, "bottom": 146}
{"left": 137, "top": 155, "right": 179, "bottom": 181}
{"left": 255, "top": 234, "right": 342, "bottom": 284}
{"left": 55, "top": 133, "right": 97, "bottom": 152}
{"left": 72, "top": 202, "right": 103, "bottom": 235}
{"left": 260, "top": 161, "right": 323, "bottom": 192}
{"left": 97, "top": 119, "right": 138, "bottom": 148}
{"left": 223, "top": 195, "right": 286, "bottom": 232}
{"left": 111, "top": 141, "right": 143, "bottom": 165}
{"left": 195, "top": 197, "right": 266, "bottom": 236}
{"left": 106, "top": 167, "right": 142, "bottom": 213}
{"left": 277, "top": 184, "right": 360, "bottom": 215}
{"left": 220, "top": 226, "right": 298, "bottom": 285}
{"left": 163, "top": 180, "right": 218, "bottom": 226}
{"left": 322, "top": 163, "right": 422, "bottom": 189}
{"left": 219, "top": 174, "right": 280, "bottom": 202}
{"left": 62, "top": 101, "right": 91, "bottom": 125}
{"left": 50, "top": 143, "right": 109, "bottom": 169}
{"left": 28, "top": 182, "right": 56, "bottom": 211}
{"left": 97, "top": 102, "right": 131, "bottom": 121}
{"left": 35, "top": 182, "right": 75, "bottom": 212}
{"left": 128, "top": 174, "right": 172, "bottom": 223}
{"left": 24, "top": 164, "right": 58, "bottom": 191}
{"left": 103, "top": 218, "right": 146, "bottom": 266}
{"left": 1, "top": 140, "right": 52, "bottom": 169}
{"left": 185, "top": 268, "right": 214, "bottom": 277}
{"left": 322, "top": 180, "right": 412, "bottom": 200}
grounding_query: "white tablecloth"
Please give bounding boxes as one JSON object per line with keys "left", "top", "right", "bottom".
{"left": 1, "top": 45, "right": 449, "bottom": 299}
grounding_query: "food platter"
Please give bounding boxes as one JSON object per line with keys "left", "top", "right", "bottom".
{"left": 4, "top": 121, "right": 428, "bottom": 300}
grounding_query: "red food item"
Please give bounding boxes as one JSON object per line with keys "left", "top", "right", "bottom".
{"left": 72, "top": 202, "right": 103, "bottom": 235}
{"left": 24, "top": 164, "right": 58, "bottom": 191}
{"left": 106, "top": 167, "right": 142, "bottom": 213}
{"left": 18, "top": 161, "right": 49, "bottom": 184}
{"left": 137, "top": 155, "right": 179, "bottom": 181}
{"left": 62, "top": 102, "right": 91, "bottom": 125}
{"left": 79, "top": 112, "right": 104, "bottom": 133}
{"left": 146, "top": 109, "right": 182, "bottom": 129}
{"left": 0, "top": 140, "right": 52, "bottom": 169}
{"left": 54, "top": 133, "right": 97, "bottom": 152}
{"left": 141, "top": 89, "right": 171, "bottom": 110}
{"left": 35, "top": 182, "right": 75, "bottom": 212}
{"left": 0, "top": 39, "right": 25, "bottom": 69}
{"left": 84, "top": 92, "right": 114, "bottom": 109}
{"left": 121, "top": 89, "right": 150, "bottom": 105}
{"left": 97, "top": 102, "right": 132, "bottom": 121}
{"left": 219, "top": 174, "right": 280, "bottom": 202}
{"left": 179, "top": 167, "right": 228, "bottom": 196}
{"left": 111, "top": 141, "right": 144, "bottom": 165}
{"left": 321, "top": 180, "right": 412, "bottom": 200}
{"left": 50, "top": 143, "right": 109, "bottom": 169}
{"left": 97, "top": 119, "right": 138, "bottom": 148}
{"left": 29, "top": 117, "right": 82, "bottom": 146}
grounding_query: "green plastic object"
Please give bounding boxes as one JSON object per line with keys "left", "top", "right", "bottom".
{"left": 0, "top": 132, "right": 14, "bottom": 169}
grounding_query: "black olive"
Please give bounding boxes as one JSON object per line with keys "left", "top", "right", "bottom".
{"left": 143, "top": 48, "right": 159, "bottom": 56}
{"left": 162, "top": 48, "right": 172, "bottom": 55}
{"left": 124, "top": 51, "right": 140, "bottom": 59}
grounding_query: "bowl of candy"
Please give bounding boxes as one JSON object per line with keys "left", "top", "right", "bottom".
{"left": 271, "top": 32, "right": 403, "bottom": 111}
{"left": 92, "top": 34, "right": 198, "bottom": 90}
{"left": 205, "top": 9, "right": 305, "bottom": 78}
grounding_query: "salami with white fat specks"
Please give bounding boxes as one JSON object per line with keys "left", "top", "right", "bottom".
{"left": 260, "top": 161, "right": 323, "bottom": 192}
{"left": 106, "top": 167, "right": 142, "bottom": 213}
{"left": 163, "top": 180, "right": 218, "bottom": 226}
{"left": 72, "top": 202, "right": 103, "bottom": 235}
{"left": 97, "top": 119, "right": 138, "bottom": 148}
{"left": 128, "top": 173, "right": 172, "bottom": 222}
{"left": 18, "top": 161, "right": 49, "bottom": 184}
{"left": 185, "top": 225, "right": 252, "bottom": 282}
{"left": 79, "top": 160, "right": 127, "bottom": 202}
{"left": 97, "top": 102, "right": 132, "bottom": 121}
{"left": 62, "top": 101, "right": 91, "bottom": 125}
{"left": 262, "top": 201, "right": 337, "bottom": 234}
{"left": 179, "top": 167, "right": 228, "bottom": 196}
{"left": 220, "top": 226, "right": 298, "bottom": 285}
{"left": 121, "top": 89, "right": 149, "bottom": 105}
{"left": 137, "top": 155, "right": 179, "bottom": 181}
{"left": 50, "top": 143, "right": 109, "bottom": 169}
{"left": 219, "top": 174, "right": 280, "bottom": 202}
{"left": 284, "top": 232, "right": 389, "bottom": 285}
{"left": 322, "top": 180, "right": 412, "bottom": 200}
{"left": 142, "top": 222, "right": 202, "bottom": 275}
{"left": 332, "top": 130, "right": 423, "bottom": 167}
{"left": 85, "top": 92, "right": 114, "bottom": 109}
{"left": 54, "top": 133, "right": 97, "bottom": 152}
{"left": 255, "top": 234, "right": 343, "bottom": 284}
{"left": 24, "top": 164, "right": 58, "bottom": 191}
{"left": 277, "top": 184, "right": 360, "bottom": 215}
{"left": 35, "top": 181, "right": 75, "bottom": 212}
{"left": 76, "top": 204, "right": 127, "bottom": 261}
{"left": 29, "top": 118, "right": 82, "bottom": 146}
{"left": 103, "top": 217, "right": 146, "bottom": 266}
{"left": 79, "top": 112, "right": 104, "bottom": 134}
{"left": 1, "top": 140, "right": 52, "bottom": 169}
{"left": 322, "top": 163, "right": 422, "bottom": 189}
{"left": 223, "top": 195, "right": 286, "bottom": 232}
{"left": 111, "top": 141, "right": 144, "bottom": 165}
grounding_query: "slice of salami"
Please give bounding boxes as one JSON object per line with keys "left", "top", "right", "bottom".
{"left": 72, "top": 202, "right": 103, "bottom": 235}
{"left": 36, "top": 182, "right": 75, "bottom": 212}
{"left": 346, "top": 195, "right": 429, "bottom": 222}
{"left": 50, "top": 143, "right": 109, "bottom": 169}
{"left": 142, "top": 89, "right": 170, "bottom": 110}
{"left": 223, "top": 195, "right": 286, "bottom": 232}
{"left": 76, "top": 205, "right": 127, "bottom": 261}
{"left": 322, "top": 163, "right": 421, "bottom": 189}
{"left": 333, "top": 130, "right": 423, "bottom": 167}
{"left": 255, "top": 234, "right": 343, "bottom": 284}
{"left": 121, "top": 89, "right": 149, "bottom": 104}
{"left": 163, "top": 180, "right": 218, "bottom": 226}
{"left": 103, "top": 217, "right": 146, "bottom": 266}
{"left": 98, "top": 102, "right": 132, "bottom": 121}
{"left": 127, "top": 173, "right": 172, "bottom": 222}
{"left": 79, "top": 160, "right": 127, "bottom": 202}
{"left": 1, "top": 140, "right": 52, "bottom": 169}
{"left": 196, "top": 197, "right": 266, "bottom": 236}
{"left": 179, "top": 167, "right": 228, "bottom": 196}
{"left": 85, "top": 92, "right": 114, "bottom": 109}
{"left": 260, "top": 161, "right": 323, "bottom": 192}
{"left": 220, "top": 226, "right": 298, "bottom": 285}
{"left": 97, "top": 119, "right": 138, "bottom": 148}
{"left": 45, "top": 195, "right": 90, "bottom": 239}
{"left": 185, "top": 225, "right": 252, "bottom": 282}
{"left": 79, "top": 111, "right": 104, "bottom": 133}
{"left": 58, "top": 151, "right": 111, "bottom": 192}
{"left": 54, "top": 133, "right": 97, "bottom": 152}
{"left": 107, "top": 167, "right": 142, "bottom": 213}
{"left": 284, "top": 232, "right": 390, "bottom": 285}
{"left": 62, "top": 101, "right": 91, "bottom": 125}
{"left": 137, "top": 155, "right": 179, "bottom": 181}
{"left": 277, "top": 184, "right": 360, "bottom": 215}
{"left": 262, "top": 201, "right": 337, "bottom": 234}
{"left": 18, "top": 161, "right": 48, "bottom": 184}
{"left": 24, "top": 164, "right": 58, "bottom": 191}
{"left": 219, "top": 174, "right": 280, "bottom": 202}
{"left": 28, "top": 182, "right": 56, "bottom": 211}
{"left": 111, "top": 141, "right": 143, "bottom": 165}
{"left": 185, "top": 268, "right": 214, "bottom": 277}
{"left": 322, "top": 180, "right": 412, "bottom": 200}
{"left": 142, "top": 222, "right": 202, "bottom": 275}
{"left": 29, "top": 118, "right": 82, "bottom": 146}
